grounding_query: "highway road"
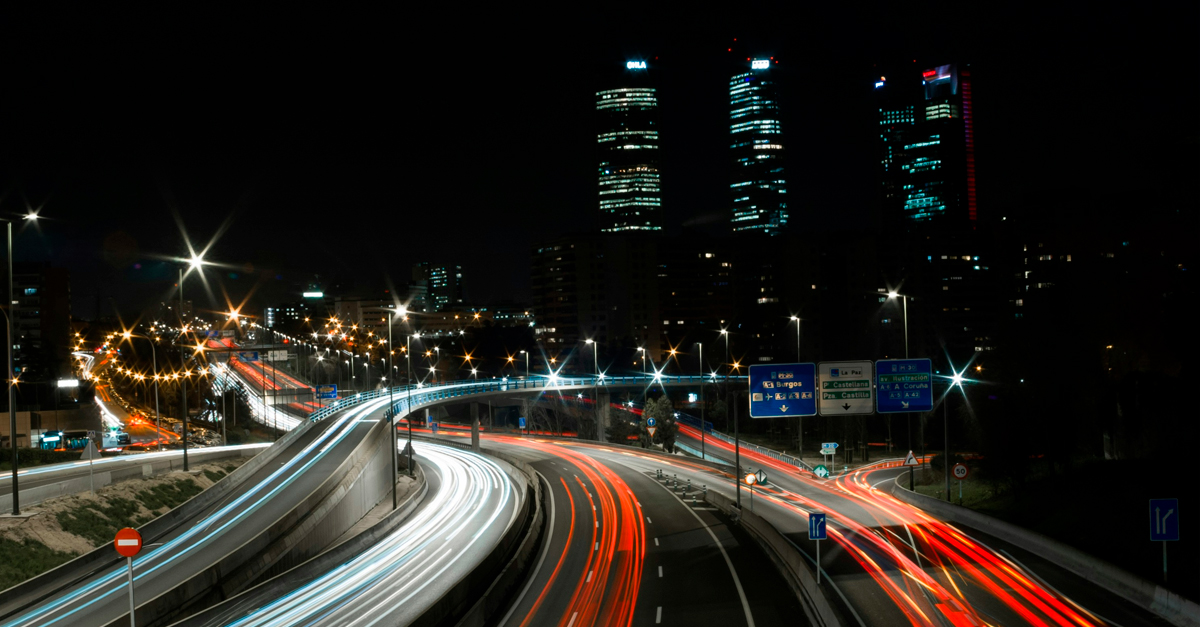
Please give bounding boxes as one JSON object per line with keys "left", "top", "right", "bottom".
{"left": 674, "top": 425, "right": 1174, "bottom": 627}
{"left": 441, "top": 435, "right": 801, "bottom": 627}
{"left": 178, "top": 442, "right": 521, "bottom": 627}
{"left": 0, "top": 396, "right": 393, "bottom": 627}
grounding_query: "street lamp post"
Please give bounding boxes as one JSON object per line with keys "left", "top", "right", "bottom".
{"left": 4, "top": 219, "right": 16, "bottom": 514}
{"left": 386, "top": 310, "right": 398, "bottom": 509}
{"left": 177, "top": 259, "right": 202, "bottom": 472}
{"left": 123, "top": 333, "right": 162, "bottom": 451}
{"left": 520, "top": 350, "right": 528, "bottom": 378}
{"left": 406, "top": 332, "right": 417, "bottom": 477}
{"left": 889, "top": 291, "right": 913, "bottom": 476}
{"left": 790, "top": 316, "right": 803, "bottom": 460}
{"left": 945, "top": 370, "right": 964, "bottom": 501}
{"left": 721, "top": 328, "right": 741, "bottom": 509}
{"left": 696, "top": 341, "right": 705, "bottom": 459}
{"left": 638, "top": 347, "right": 646, "bottom": 375}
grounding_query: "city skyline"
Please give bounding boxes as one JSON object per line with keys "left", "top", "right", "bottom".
{"left": 0, "top": 10, "right": 1193, "bottom": 319}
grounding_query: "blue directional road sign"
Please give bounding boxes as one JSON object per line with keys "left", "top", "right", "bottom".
{"left": 749, "top": 363, "right": 817, "bottom": 418}
{"left": 518, "top": 416, "right": 526, "bottom": 429}
{"left": 236, "top": 351, "right": 260, "bottom": 362}
{"left": 1150, "top": 499, "right": 1180, "bottom": 541}
{"left": 430, "top": 422, "right": 439, "bottom": 435}
{"left": 809, "top": 513, "right": 827, "bottom": 540}
{"left": 646, "top": 417, "right": 657, "bottom": 427}
{"left": 317, "top": 384, "right": 337, "bottom": 400}
{"left": 876, "top": 358, "right": 934, "bottom": 413}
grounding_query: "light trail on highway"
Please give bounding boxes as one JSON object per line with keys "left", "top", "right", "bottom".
{"left": 492, "top": 436, "right": 646, "bottom": 627}
{"left": 0, "top": 396, "right": 394, "bottom": 627}
{"left": 676, "top": 423, "right": 1110, "bottom": 626}
{"left": 210, "top": 443, "right": 518, "bottom": 627}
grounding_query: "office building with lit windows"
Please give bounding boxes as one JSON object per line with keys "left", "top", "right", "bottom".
{"left": 729, "top": 56, "right": 788, "bottom": 236}
{"left": 596, "top": 60, "right": 662, "bottom": 233}
{"left": 875, "top": 62, "right": 976, "bottom": 229}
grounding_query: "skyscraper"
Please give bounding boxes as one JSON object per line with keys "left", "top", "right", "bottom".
{"left": 876, "top": 62, "right": 976, "bottom": 228}
{"left": 596, "top": 60, "right": 663, "bottom": 233}
{"left": 729, "top": 56, "right": 788, "bottom": 235}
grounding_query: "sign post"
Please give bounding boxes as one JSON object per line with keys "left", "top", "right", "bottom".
{"left": 1149, "top": 498, "right": 1179, "bottom": 583}
{"left": 904, "top": 450, "right": 919, "bottom": 490}
{"left": 81, "top": 439, "right": 99, "bottom": 495}
{"left": 818, "top": 362, "right": 874, "bottom": 416}
{"left": 114, "top": 527, "right": 142, "bottom": 627}
{"left": 809, "top": 512, "right": 827, "bottom": 584}
{"left": 744, "top": 473, "right": 757, "bottom": 511}
{"left": 952, "top": 463, "right": 969, "bottom": 503}
{"left": 647, "top": 416, "right": 658, "bottom": 440}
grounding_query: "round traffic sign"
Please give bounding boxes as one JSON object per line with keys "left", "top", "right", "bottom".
{"left": 114, "top": 527, "right": 142, "bottom": 557}
{"left": 744, "top": 473, "right": 757, "bottom": 486}
{"left": 646, "top": 417, "right": 657, "bottom": 427}
{"left": 952, "top": 463, "right": 969, "bottom": 480}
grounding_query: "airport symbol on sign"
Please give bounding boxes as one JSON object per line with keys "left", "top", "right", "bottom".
{"left": 1150, "top": 498, "right": 1179, "bottom": 541}
{"left": 749, "top": 363, "right": 817, "bottom": 418}
{"left": 809, "top": 513, "right": 827, "bottom": 540}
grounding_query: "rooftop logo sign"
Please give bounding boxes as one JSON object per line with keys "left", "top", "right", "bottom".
{"left": 626, "top": 61, "right": 646, "bottom": 69}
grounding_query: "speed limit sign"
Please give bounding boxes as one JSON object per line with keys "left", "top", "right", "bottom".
{"left": 952, "top": 463, "right": 969, "bottom": 480}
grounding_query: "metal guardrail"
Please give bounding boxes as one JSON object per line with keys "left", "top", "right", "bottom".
{"left": 305, "top": 374, "right": 746, "bottom": 423}
{"left": 703, "top": 428, "right": 815, "bottom": 473}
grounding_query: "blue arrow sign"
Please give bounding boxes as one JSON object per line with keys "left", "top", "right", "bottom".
{"left": 1150, "top": 498, "right": 1180, "bottom": 541}
{"left": 809, "top": 513, "right": 827, "bottom": 540}
{"left": 875, "top": 358, "right": 934, "bottom": 413}
{"left": 646, "top": 417, "right": 657, "bottom": 427}
{"left": 749, "top": 363, "right": 817, "bottom": 418}
{"left": 518, "top": 416, "right": 526, "bottom": 429}
{"left": 821, "top": 442, "right": 838, "bottom": 450}
{"left": 237, "top": 351, "right": 260, "bottom": 362}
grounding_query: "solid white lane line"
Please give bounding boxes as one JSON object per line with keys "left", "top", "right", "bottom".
{"left": 654, "top": 538, "right": 659, "bottom": 546}
{"left": 568, "top": 612, "right": 578, "bottom": 627}
{"left": 587, "top": 570, "right": 593, "bottom": 582}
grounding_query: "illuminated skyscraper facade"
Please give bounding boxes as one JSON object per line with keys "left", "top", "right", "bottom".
{"left": 876, "top": 63, "right": 976, "bottom": 228}
{"left": 729, "top": 57, "right": 788, "bottom": 235}
{"left": 596, "top": 60, "right": 662, "bottom": 232}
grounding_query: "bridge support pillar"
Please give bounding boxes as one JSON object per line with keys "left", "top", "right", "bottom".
{"left": 470, "top": 402, "right": 481, "bottom": 452}
{"left": 597, "top": 391, "right": 611, "bottom": 443}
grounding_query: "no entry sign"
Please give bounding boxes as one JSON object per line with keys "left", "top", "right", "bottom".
{"left": 114, "top": 527, "right": 142, "bottom": 557}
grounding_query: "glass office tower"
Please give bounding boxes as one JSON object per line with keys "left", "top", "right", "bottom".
{"left": 876, "top": 63, "right": 976, "bottom": 228}
{"left": 729, "top": 57, "right": 788, "bottom": 236}
{"left": 596, "top": 60, "right": 662, "bottom": 232}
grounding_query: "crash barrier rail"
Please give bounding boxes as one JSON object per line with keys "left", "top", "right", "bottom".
{"left": 307, "top": 374, "right": 745, "bottom": 423}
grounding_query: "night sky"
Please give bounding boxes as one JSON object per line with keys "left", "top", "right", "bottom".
{"left": 1, "top": 5, "right": 1195, "bottom": 320}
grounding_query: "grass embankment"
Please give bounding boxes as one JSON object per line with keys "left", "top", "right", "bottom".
{"left": 910, "top": 457, "right": 1197, "bottom": 602}
{"left": 0, "top": 463, "right": 240, "bottom": 591}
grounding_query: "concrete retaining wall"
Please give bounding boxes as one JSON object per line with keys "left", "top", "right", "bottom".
{"left": 705, "top": 490, "right": 843, "bottom": 627}
{"left": 171, "top": 462, "right": 430, "bottom": 627}
{"left": 0, "top": 446, "right": 265, "bottom": 512}
{"left": 892, "top": 478, "right": 1200, "bottom": 627}
{"left": 119, "top": 418, "right": 398, "bottom": 627}
{"left": 0, "top": 422, "right": 314, "bottom": 620}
